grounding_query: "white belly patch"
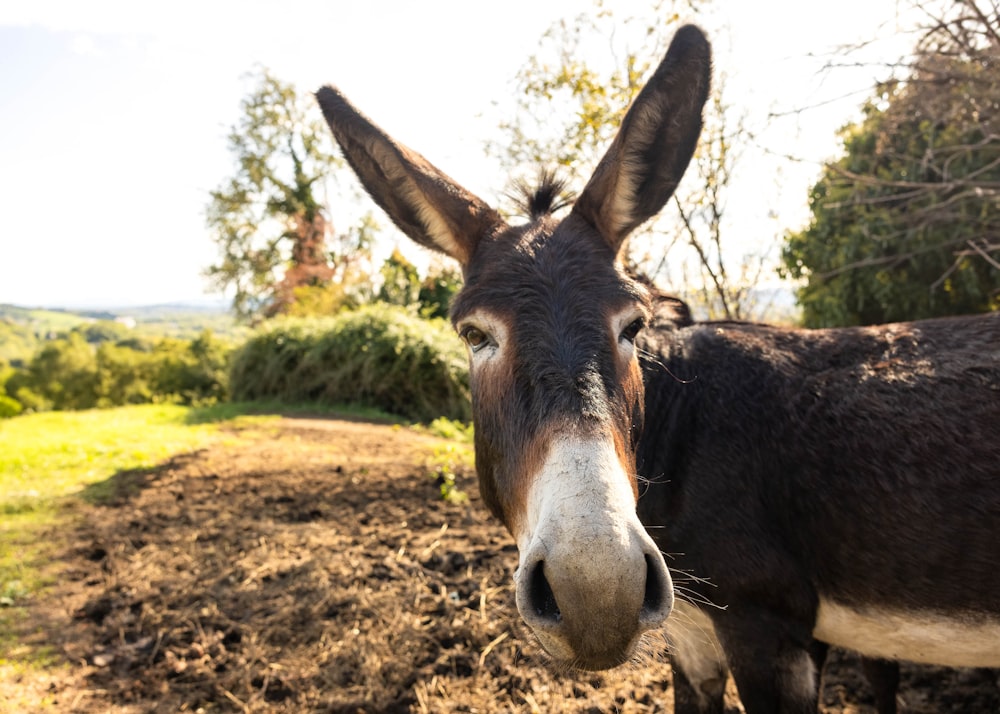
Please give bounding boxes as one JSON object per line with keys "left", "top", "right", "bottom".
{"left": 814, "top": 599, "right": 1000, "bottom": 667}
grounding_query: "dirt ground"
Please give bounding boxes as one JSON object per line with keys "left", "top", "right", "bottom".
{"left": 6, "top": 416, "right": 998, "bottom": 712}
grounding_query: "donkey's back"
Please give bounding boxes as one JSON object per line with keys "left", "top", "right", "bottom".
{"left": 638, "top": 306, "right": 1000, "bottom": 712}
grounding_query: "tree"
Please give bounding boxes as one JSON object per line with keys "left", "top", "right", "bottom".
{"left": 486, "top": 0, "right": 770, "bottom": 320}
{"left": 205, "top": 68, "right": 374, "bottom": 320}
{"left": 377, "top": 249, "right": 422, "bottom": 307}
{"left": 23, "top": 333, "right": 98, "bottom": 410}
{"left": 417, "top": 261, "right": 463, "bottom": 319}
{"left": 781, "top": 0, "right": 1000, "bottom": 326}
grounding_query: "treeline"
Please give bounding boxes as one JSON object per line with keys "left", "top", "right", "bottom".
{"left": 0, "top": 325, "right": 230, "bottom": 418}
{"left": 0, "top": 302, "right": 470, "bottom": 423}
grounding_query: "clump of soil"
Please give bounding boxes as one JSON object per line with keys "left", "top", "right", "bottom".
{"left": 12, "top": 417, "right": 999, "bottom": 712}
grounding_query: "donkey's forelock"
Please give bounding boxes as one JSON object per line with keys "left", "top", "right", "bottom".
{"left": 507, "top": 169, "right": 574, "bottom": 221}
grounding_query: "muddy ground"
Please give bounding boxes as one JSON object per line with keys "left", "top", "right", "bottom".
{"left": 6, "top": 416, "right": 998, "bottom": 712}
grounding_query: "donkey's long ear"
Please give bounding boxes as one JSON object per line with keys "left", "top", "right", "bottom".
{"left": 574, "top": 24, "right": 711, "bottom": 253}
{"left": 316, "top": 86, "right": 504, "bottom": 267}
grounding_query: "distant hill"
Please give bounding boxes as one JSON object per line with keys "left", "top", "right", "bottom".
{"left": 0, "top": 301, "right": 246, "bottom": 365}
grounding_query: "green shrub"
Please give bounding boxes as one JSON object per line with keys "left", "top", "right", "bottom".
{"left": 229, "top": 304, "right": 470, "bottom": 422}
{"left": 26, "top": 333, "right": 99, "bottom": 410}
{"left": 229, "top": 318, "right": 336, "bottom": 403}
{"left": 0, "top": 394, "right": 22, "bottom": 419}
{"left": 95, "top": 342, "right": 157, "bottom": 407}
{"left": 152, "top": 331, "right": 231, "bottom": 405}
{"left": 8, "top": 331, "right": 232, "bottom": 413}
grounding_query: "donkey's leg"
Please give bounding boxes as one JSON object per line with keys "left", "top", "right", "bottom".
{"left": 717, "top": 611, "right": 820, "bottom": 714}
{"left": 862, "top": 657, "right": 900, "bottom": 714}
{"left": 669, "top": 600, "right": 729, "bottom": 714}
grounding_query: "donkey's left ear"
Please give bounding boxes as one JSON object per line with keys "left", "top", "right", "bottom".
{"left": 316, "top": 86, "right": 504, "bottom": 268}
{"left": 574, "top": 24, "right": 711, "bottom": 254}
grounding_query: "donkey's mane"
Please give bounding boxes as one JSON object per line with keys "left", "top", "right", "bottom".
{"left": 508, "top": 169, "right": 573, "bottom": 220}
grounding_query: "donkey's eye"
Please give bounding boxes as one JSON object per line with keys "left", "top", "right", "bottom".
{"left": 619, "top": 317, "right": 645, "bottom": 345}
{"left": 460, "top": 325, "right": 490, "bottom": 352}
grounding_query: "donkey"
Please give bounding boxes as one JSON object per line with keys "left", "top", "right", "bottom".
{"left": 316, "top": 23, "right": 1000, "bottom": 714}
{"left": 640, "top": 294, "right": 1000, "bottom": 714}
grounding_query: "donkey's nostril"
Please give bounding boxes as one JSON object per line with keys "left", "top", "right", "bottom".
{"left": 641, "top": 553, "right": 672, "bottom": 621}
{"left": 529, "top": 561, "right": 561, "bottom": 622}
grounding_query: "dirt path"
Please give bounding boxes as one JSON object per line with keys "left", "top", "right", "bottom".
{"left": 7, "top": 417, "right": 997, "bottom": 712}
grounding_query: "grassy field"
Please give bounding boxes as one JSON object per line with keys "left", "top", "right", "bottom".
{"left": 0, "top": 404, "right": 278, "bottom": 662}
{"left": 0, "top": 400, "right": 419, "bottom": 614}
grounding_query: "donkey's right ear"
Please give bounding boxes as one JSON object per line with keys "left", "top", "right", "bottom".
{"left": 573, "top": 25, "right": 711, "bottom": 254}
{"left": 316, "top": 86, "right": 504, "bottom": 267}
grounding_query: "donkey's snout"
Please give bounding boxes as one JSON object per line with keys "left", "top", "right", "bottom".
{"left": 511, "top": 435, "right": 674, "bottom": 669}
{"left": 515, "top": 532, "right": 673, "bottom": 670}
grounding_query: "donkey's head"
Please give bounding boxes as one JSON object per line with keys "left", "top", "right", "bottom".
{"left": 317, "top": 24, "right": 710, "bottom": 670}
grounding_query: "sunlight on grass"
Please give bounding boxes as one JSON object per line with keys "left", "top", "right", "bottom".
{"left": 0, "top": 404, "right": 281, "bottom": 610}
{"left": 0, "top": 400, "right": 425, "bottom": 693}
{"left": 0, "top": 403, "right": 288, "bottom": 686}
{"left": 1, "top": 404, "right": 218, "bottom": 506}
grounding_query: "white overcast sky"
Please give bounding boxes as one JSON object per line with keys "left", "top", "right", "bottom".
{"left": 0, "top": 0, "right": 913, "bottom": 308}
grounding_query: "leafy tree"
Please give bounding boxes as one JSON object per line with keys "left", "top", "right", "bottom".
{"left": 0, "top": 361, "right": 22, "bottom": 418}
{"left": 0, "top": 320, "right": 39, "bottom": 366}
{"left": 24, "top": 333, "right": 98, "bottom": 410}
{"left": 377, "top": 249, "right": 422, "bottom": 307}
{"left": 3, "top": 330, "right": 232, "bottom": 414}
{"left": 152, "top": 331, "right": 231, "bottom": 405}
{"left": 487, "top": 0, "right": 769, "bottom": 319}
{"left": 486, "top": 4, "right": 667, "bottom": 188}
{"left": 79, "top": 320, "right": 131, "bottom": 345}
{"left": 95, "top": 342, "right": 156, "bottom": 407}
{"left": 375, "top": 251, "right": 463, "bottom": 318}
{"left": 782, "top": 0, "right": 1000, "bottom": 326}
{"left": 205, "top": 68, "right": 375, "bottom": 320}
{"left": 417, "top": 261, "right": 463, "bottom": 319}
{"left": 0, "top": 393, "right": 21, "bottom": 419}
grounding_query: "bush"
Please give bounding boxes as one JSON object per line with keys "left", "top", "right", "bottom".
{"left": 152, "top": 331, "right": 231, "bottom": 405}
{"left": 229, "top": 304, "right": 470, "bottom": 422}
{"left": 0, "top": 394, "right": 22, "bottom": 419}
{"left": 27, "top": 333, "right": 99, "bottom": 410}
{"left": 5, "top": 330, "right": 232, "bottom": 414}
{"left": 94, "top": 342, "right": 157, "bottom": 407}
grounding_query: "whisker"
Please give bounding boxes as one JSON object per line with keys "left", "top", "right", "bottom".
{"left": 637, "top": 346, "right": 697, "bottom": 384}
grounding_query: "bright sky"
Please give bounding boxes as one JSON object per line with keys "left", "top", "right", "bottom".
{"left": 0, "top": 0, "right": 913, "bottom": 308}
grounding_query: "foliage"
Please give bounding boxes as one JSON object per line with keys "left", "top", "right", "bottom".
{"left": 417, "top": 262, "right": 463, "bottom": 319}
{"left": 487, "top": 6, "right": 659, "bottom": 188}
{"left": 0, "top": 319, "right": 40, "bottom": 366}
{"left": 0, "top": 394, "right": 22, "bottom": 419}
{"left": 781, "top": 0, "right": 1000, "bottom": 326}
{"left": 205, "top": 68, "right": 377, "bottom": 320}
{"left": 3, "top": 329, "right": 232, "bottom": 413}
{"left": 425, "top": 443, "right": 472, "bottom": 504}
{"left": 421, "top": 417, "right": 474, "bottom": 443}
{"left": 485, "top": 0, "right": 769, "bottom": 319}
{"left": 377, "top": 249, "right": 422, "bottom": 307}
{"left": 24, "top": 333, "right": 99, "bottom": 411}
{"left": 229, "top": 305, "right": 470, "bottom": 422}
{"left": 378, "top": 251, "right": 463, "bottom": 318}
{"left": 78, "top": 320, "right": 132, "bottom": 345}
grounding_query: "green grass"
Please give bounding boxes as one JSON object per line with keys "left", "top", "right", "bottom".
{"left": 0, "top": 403, "right": 288, "bottom": 676}
{"left": 2, "top": 404, "right": 227, "bottom": 512}
{"left": 0, "top": 401, "right": 409, "bottom": 609}
{"left": 0, "top": 399, "right": 454, "bottom": 682}
{"left": 0, "top": 404, "right": 281, "bottom": 615}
